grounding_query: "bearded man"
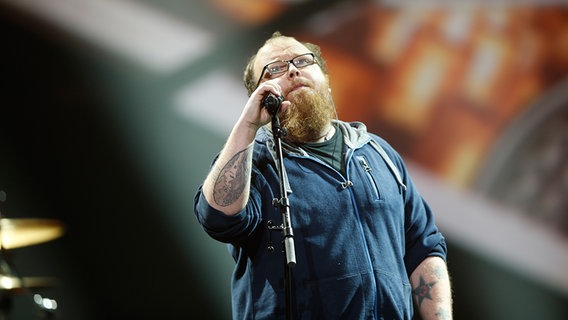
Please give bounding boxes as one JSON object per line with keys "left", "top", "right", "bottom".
{"left": 194, "top": 32, "right": 453, "bottom": 320}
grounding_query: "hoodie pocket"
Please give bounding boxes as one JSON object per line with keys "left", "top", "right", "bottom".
{"left": 357, "top": 155, "right": 383, "bottom": 201}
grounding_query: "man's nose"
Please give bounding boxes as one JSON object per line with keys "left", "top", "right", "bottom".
{"left": 287, "top": 64, "right": 301, "bottom": 79}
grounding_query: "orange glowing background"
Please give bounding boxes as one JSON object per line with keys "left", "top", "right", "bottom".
{"left": 296, "top": 6, "right": 568, "bottom": 189}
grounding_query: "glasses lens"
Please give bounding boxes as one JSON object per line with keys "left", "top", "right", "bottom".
{"left": 293, "top": 54, "right": 314, "bottom": 67}
{"left": 266, "top": 62, "right": 288, "bottom": 75}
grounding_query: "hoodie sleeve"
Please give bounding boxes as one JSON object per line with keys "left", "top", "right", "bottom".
{"left": 193, "top": 167, "right": 267, "bottom": 244}
{"left": 401, "top": 178, "right": 447, "bottom": 274}
{"left": 375, "top": 137, "right": 447, "bottom": 275}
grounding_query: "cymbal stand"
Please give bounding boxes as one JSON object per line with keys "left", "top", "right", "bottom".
{"left": 0, "top": 198, "right": 11, "bottom": 320}
{"left": 0, "top": 193, "right": 58, "bottom": 320}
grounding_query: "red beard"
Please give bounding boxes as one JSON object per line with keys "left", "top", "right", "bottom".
{"left": 280, "top": 84, "right": 334, "bottom": 144}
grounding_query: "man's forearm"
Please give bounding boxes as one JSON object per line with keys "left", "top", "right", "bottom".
{"left": 202, "top": 122, "right": 257, "bottom": 215}
{"left": 410, "top": 256, "right": 453, "bottom": 320}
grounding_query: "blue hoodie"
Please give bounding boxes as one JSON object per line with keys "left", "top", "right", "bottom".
{"left": 194, "top": 120, "right": 446, "bottom": 320}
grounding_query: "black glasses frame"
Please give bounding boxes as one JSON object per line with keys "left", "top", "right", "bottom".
{"left": 255, "top": 53, "right": 316, "bottom": 89}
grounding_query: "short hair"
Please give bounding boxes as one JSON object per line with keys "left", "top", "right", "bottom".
{"left": 243, "top": 31, "right": 328, "bottom": 96}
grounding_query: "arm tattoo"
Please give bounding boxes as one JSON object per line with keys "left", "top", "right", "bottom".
{"left": 435, "top": 307, "right": 452, "bottom": 320}
{"left": 412, "top": 276, "right": 437, "bottom": 307}
{"left": 213, "top": 147, "right": 250, "bottom": 207}
{"left": 433, "top": 264, "right": 445, "bottom": 280}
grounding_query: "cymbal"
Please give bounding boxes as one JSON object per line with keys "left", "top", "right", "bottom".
{"left": 0, "top": 218, "right": 64, "bottom": 249}
{"left": 0, "top": 275, "right": 55, "bottom": 293}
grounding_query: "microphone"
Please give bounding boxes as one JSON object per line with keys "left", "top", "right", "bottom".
{"left": 262, "top": 93, "right": 284, "bottom": 116}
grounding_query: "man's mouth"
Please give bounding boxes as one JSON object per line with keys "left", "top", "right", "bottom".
{"left": 289, "top": 83, "right": 309, "bottom": 94}
{"left": 291, "top": 85, "right": 305, "bottom": 92}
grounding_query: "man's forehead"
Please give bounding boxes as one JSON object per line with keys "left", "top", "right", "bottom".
{"left": 255, "top": 37, "right": 310, "bottom": 67}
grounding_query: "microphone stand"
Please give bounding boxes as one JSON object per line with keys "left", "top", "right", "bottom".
{"left": 264, "top": 95, "right": 296, "bottom": 320}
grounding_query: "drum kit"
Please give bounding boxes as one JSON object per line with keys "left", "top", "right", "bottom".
{"left": 0, "top": 195, "right": 64, "bottom": 320}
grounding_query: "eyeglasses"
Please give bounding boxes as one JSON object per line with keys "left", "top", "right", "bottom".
{"left": 255, "top": 53, "right": 316, "bottom": 89}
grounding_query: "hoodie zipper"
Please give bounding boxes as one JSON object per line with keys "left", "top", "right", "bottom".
{"left": 346, "top": 152, "right": 379, "bottom": 320}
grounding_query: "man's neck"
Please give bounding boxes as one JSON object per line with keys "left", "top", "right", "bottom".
{"left": 314, "top": 122, "right": 336, "bottom": 143}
